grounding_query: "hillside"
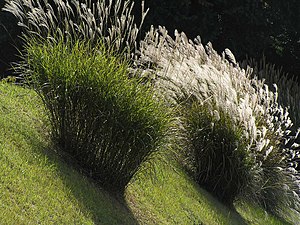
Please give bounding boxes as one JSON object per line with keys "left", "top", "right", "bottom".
{"left": 0, "top": 81, "right": 292, "bottom": 224}
{"left": 0, "top": 82, "right": 136, "bottom": 224}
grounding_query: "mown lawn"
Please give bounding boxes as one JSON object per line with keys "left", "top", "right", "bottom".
{"left": 0, "top": 82, "right": 137, "bottom": 224}
{"left": 0, "top": 82, "right": 292, "bottom": 224}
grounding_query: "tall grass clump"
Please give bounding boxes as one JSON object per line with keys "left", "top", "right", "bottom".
{"left": 133, "top": 26, "right": 300, "bottom": 219}
{"left": 182, "top": 102, "right": 250, "bottom": 204}
{"left": 21, "top": 39, "right": 170, "bottom": 192}
{"left": 4, "top": 0, "right": 171, "bottom": 193}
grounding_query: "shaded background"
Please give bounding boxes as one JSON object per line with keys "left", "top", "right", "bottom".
{"left": 0, "top": 0, "right": 22, "bottom": 78}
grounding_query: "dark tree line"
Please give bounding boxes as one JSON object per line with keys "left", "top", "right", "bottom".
{"left": 1, "top": 0, "right": 300, "bottom": 80}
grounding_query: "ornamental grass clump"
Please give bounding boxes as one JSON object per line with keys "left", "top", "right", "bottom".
{"left": 21, "top": 39, "right": 170, "bottom": 192}
{"left": 4, "top": 0, "right": 168, "bottom": 193}
{"left": 182, "top": 102, "right": 250, "bottom": 204}
{"left": 134, "top": 26, "right": 300, "bottom": 218}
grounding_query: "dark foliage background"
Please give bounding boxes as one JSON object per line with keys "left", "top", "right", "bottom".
{"left": 1, "top": 0, "right": 300, "bottom": 80}
{"left": 134, "top": 0, "right": 300, "bottom": 80}
{"left": 0, "top": 1, "right": 22, "bottom": 78}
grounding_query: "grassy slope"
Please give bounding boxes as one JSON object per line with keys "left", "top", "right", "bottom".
{"left": 126, "top": 156, "right": 291, "bottom": 225}
{"left": 0, "top": 82, "right": 291, "bottom": 224}
{"left": 0, "top": 82, "right": 136, "bottom": 224}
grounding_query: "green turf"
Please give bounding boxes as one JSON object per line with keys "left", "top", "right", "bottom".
{"left": 126, "top": 154, "right": 292, "bottom": 225}
{"left": 0, "top": 82, "right": 137, "bottom": 224}
{"left": 0, "top": 82, "right": 293, "bottom": 224}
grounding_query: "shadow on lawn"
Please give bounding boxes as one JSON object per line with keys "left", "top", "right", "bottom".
{"left": 173, "top": 163, "right": 249, "bottom": 225}
{"left": 24, "top": 130, "right": 139, "bottom": 225}
{"left": 21, "top": 122, "right": 290, "bottom": 225}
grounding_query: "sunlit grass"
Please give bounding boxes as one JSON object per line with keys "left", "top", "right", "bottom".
{"left": 235, "top": 202, "right": 293, "bottom": 225}
{"left": 0, "top": 82, "right": 137, "bottom": 224}
{"left": 127, "top": 156, "right": 245, "bottom": 225}
{"left": 4, "top": 0, "right": 299, "bottom": 222}
{"left": 0, "top": 82, "right": 292, "bottom": 224}
{"left": 126, "top": 153, "right": 291, "bottom": 225}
